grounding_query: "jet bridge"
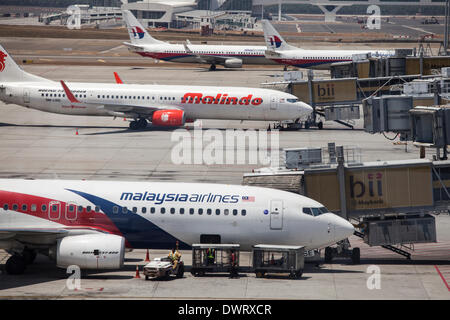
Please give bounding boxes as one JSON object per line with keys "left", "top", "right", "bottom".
{"left": 242, "top": 145, "right": 450, "bottom": 259}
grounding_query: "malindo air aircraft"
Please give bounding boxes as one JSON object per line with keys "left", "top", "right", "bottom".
{"left": 0, "top": 179, "right": 354, "bottom": 274}
{"left": 0, "top": 45, "right": 312, "bottom": 130}
{"left": 122, "top": 10, "right": 276, "bottom": 71}
{"left": 262, "top": 20, "right": 396, "bottom": 70}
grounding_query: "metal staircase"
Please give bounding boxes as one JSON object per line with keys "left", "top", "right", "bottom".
{"left": 354, "top": 231, "right": 411, "bottom": 259}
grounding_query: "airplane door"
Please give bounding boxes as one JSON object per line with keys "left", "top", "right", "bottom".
{"left": 23, "top": 89, "right": 30, "bottom": 104}
{"left": 48, "top": 201, "right": 61, "bottom": 221}
{"left": 270, "top": 199, "right": 283, "bottom": 230}
{"left": 270, "top": 95, "right": 277, "bottom": 110}
{"left": 65, "top": 202, "right": 78, "bottom": 222}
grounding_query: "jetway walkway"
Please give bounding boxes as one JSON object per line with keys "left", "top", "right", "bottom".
{"left": 243, "top": 145, "right": 450, "bottom": 258}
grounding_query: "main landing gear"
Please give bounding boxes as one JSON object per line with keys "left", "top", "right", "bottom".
{"left": 5, "top": 248, "right": 37, "bottom": 275}
{"left": 129, "top": 118, "right": 148, "bottom": 130}
{"left": 209, "top": 64, "right": 216, "bottom": 71}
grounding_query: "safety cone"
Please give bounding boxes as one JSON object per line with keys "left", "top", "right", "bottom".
{"left": 144, "top": 249, "right": 150, "bottom": 262}
{"left": 75, "top": 128, "right": 78, "bottom": 135}
{"left": 134, "top": 265, "right": 141, "bottom": 279}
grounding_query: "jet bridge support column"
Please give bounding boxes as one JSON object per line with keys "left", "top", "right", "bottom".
{"left": 336, "top": 146, "right": 348, "bottom": 220}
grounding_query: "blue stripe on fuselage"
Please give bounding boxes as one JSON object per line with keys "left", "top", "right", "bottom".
{"left": 66, "top": 189, "right": 191, "bottom": 250}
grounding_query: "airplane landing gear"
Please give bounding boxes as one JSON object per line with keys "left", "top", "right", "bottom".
{"left": 129, "top": 118, "right": 148, "bottom": 130}
{"left": 209, "top": 64, "right": 216, "bottom": 71}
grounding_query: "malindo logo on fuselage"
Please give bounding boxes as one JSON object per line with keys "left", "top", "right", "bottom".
{"left": 131, "top": 26, "right": 145, "bottom": 39}
{"left": 0, "top": 50, "right": 7, "bottom": 72}
{"left": 120, "top": 191, "right": 244, "bottom": 205}
{"left": 182, "top": 93, "right": 263, "bottom": 106}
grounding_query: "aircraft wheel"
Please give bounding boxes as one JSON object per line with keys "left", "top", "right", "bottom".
{"left": 137, "top": 118, "right": 148, "bottom": 129}
{"left": 129, "top": 121, "right": 138, "bottom": 130}
{"left": 324, "top": 247, "right": 333, "bottom": 263}
{"left": 318, "top": 121, "right": 323, "bottom": 130}
{"left": 5, "top": 255, "right": 27, "bottom": 275}
{"left": 209, "top": 64, "right": 216, "bottom": 71}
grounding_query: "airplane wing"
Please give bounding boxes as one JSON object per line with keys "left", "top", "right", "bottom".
{"left": 0, "top": 228, "right": 69, "bottom": 236}
{"left": 101, "top": 103, "right": 183, "bottom": 116}
{"left": 122, "top": 41, "right": 145, "bottom": 52}
{"left": 183, "top": 42, "right": 231, "bottom": 64}
{"left": 60, "top": 81, "right": 183, "bottom": 118}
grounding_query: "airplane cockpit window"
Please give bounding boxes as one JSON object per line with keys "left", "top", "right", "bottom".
{"left": 286, "top": 98, "right": 299, "bottom": 103}
{"left": 303, "top": 207, "right": 330, "bottom": 216}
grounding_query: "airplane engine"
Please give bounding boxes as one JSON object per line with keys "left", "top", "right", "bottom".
{"left": 56, "top": 234, "right": 125, "bottom": 269}
{"left": 224, "top": 58, "right": 243, "bottom": 68}
{"left": 152, "top": 109, "right": 185, "bottom": 126}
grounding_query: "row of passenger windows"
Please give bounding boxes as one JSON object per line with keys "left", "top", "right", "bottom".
{"left": 96, "top": 95, "right": 176, "bottom": 101}
{"left": 40, "top": 93, "right": 177, "bottom": 101}
{"left": 302, "top": 207, "right": 329, "bottom": 217}
{"left": 41, "top": 93, "right": 87, "bottom": 98}
{"left": 165, "top": 50, "right": 260, "bottom": 55}
{"left": 302, "top": 57, "right": 349, "bottom": 60}
{"left": 1, "top": 203, "right": 247, "bottom": 216}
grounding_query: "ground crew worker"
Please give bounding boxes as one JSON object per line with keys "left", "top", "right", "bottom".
{"left": 169, "top": 247, "right": 182, "bottom": 270}
{"left": 206, "top": 248, "right": 215, "bottom": 265}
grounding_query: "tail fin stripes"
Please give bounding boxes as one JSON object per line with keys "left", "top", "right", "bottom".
{"left": 261, "top": 20, "right": 299, "bottom": 51}
{"left": 122, "top": 10, "right": 165, "bottom": 45}
{"left": 0, "top": 44, "right": 50, "bottom": 83}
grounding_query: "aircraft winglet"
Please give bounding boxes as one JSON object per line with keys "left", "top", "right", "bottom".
{"left": 114, "top": 72, "right": 123, "bottom": 84}
{"left": 60, "top": 80, "right": 80, "bottom": 103}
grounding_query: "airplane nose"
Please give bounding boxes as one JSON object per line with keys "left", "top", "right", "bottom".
{"left": 334, "top": 218, "right": 355, "bottom": 242}
{"left": 299, "top": 102, "right": 313, "bottom": 116}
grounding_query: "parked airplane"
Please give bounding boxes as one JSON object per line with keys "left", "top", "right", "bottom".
{"left": 0, "top": 179, "right": 354, "bottom": 274}
{"left": 122, "top": 10, "right": 276, "bottom": 71}
{"left": 0, "top": 45, "right": 312, "bottom": 130}
{"left": 261, "top": 20, "right": 395, "bottom": 70}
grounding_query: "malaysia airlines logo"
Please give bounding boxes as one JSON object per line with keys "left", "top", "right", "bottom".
{"left": 269, "top": 36, "right": 282, "bottom": 48}
{"left": 0, "top": 50, "right": 7, "bottom": 72}
{"left": 131, "top": 26, "right": 145, "bottom": 39}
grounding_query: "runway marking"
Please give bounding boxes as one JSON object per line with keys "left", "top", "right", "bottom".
{"left": 434, "top": 266, "right": 450, "bottom": 291}
{"left": 401, "top": 25, "right": 434, "bottom": 35}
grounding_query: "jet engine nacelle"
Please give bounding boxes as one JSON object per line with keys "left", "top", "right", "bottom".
{"left": 224, "top": 58, "right": 243, "bottom": 68}
{"left": 152, "top": 109, "right": 185, "bottom": 126}
{"left": 56, "top": 234, "right": 125, "bottom": 269}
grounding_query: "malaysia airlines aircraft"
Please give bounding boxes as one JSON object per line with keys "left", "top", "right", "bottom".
{"left": 122, "top": 10, "right": 276, "bottom": 71}
{"left": 262, "top": 20, "right": 395, "bottom": 70}
{"left": 0, "top": 45, "right": 312, "bottom": 130}
{"left": 0, "top": 179, "right": 354, "bottom": 274}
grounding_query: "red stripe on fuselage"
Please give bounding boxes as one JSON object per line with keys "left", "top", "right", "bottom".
{"left": 0, "top": 190, "right": 124, "bottom": 239}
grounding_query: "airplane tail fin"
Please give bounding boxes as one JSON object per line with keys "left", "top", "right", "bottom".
{"left": 0, "top": 44, "right": 50, "bottom": 83}
{"left": 261, "top": 20, "right": 298, "bottom": 51}
{"left": 122, "top": 10, "right": 165, "bottom": 45}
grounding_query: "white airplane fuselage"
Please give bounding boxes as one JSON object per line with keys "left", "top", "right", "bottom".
{"left": 132, "top": 43, "right": 276, "bottom": 65}
{"left": 0, "top": 179, "right": 354, "bottom": 251}
{"left": 0, "top": 81, "right": 312, "bottom": 122}
{"left": 267, "top": 48, "right": 395, "bottom": 70}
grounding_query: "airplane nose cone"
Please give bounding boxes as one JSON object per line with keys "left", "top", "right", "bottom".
{"left": 299, "top": 102, "right": 313, "bottom": 116}
{"left": 334, "top": 218, "right": 355, "bottom": 242}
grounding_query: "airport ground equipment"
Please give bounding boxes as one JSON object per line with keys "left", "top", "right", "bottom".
{"left": 324, "top": 239, "right": 360, "bottom": 264}
{"left": 262, "top": 66, "right": 448, "bottom": 130}
{"left": 363, "top": 75, "right": 450, "bottom": 158}
{"left": 243, "top": 145, "right": 446, "bottom": 259}
{"left": 143, "top": 256, "right": 185, "bottom": 280}
{"left": 252, "top": 245, "right": 304, "bottom": 279}
{"left": 190, "top": 244, "right": 240, "bottom": 276}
